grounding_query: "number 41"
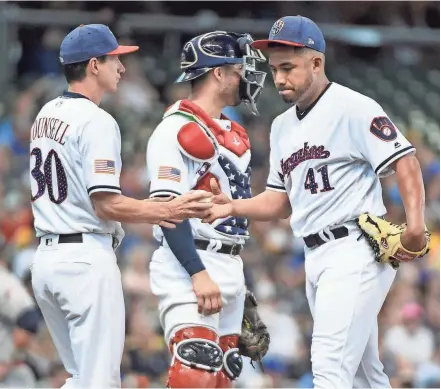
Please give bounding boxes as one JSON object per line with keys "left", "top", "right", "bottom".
{"left": 304, "top": 165, "right": 334, "bottom": 194}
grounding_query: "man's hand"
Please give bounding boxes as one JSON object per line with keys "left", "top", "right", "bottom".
{"left": 165, "top": 191, "right": 213, "bottom": 222}
{"left": 401, "top": 227, "right": 428, "bottom": 252}
{"left": 202, "top": 178, "right": 233, "bottom": 224}
{"left": 210, "top": 178, "right": 230, "bottom": 205}
{"left": 191, "top": 270, "right": 223, "bottom": 316}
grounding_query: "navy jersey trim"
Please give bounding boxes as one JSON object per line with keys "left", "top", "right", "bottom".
{"left": 296, "top": 82, "right": 333, "bottom": 120}
{"left": 87, "top": 185, "right": 121, "bottom": 194}
{"left": 149, "top": 189, "right": 182, "bottom": 197}
{"left": 62, "top": 91, "right": 91, "bottom": 101}
{"left": 374, "top": 146, "right": 415, "bottom": 174}
{"left": 266, "top": 183, "right": 286, "bottom": 190}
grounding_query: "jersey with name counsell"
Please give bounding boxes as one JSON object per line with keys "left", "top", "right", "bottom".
{"left": 30, "top": 92, "right": 123, "bottom": 238}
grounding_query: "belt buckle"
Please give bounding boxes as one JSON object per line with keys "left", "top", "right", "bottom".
{"left": 230, "top": 244, "right": 242, "bottom": 256}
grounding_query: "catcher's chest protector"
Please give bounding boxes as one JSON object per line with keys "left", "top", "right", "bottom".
{"left": 165, "top": 100, "right": 253, "bottom": 240}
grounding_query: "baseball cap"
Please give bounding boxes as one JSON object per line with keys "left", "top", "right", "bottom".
{"left": 60, "top": 24, "right": 139, "bottom": 65}
{"left": 251, "top": 16, "right": 326, "bottom": 53}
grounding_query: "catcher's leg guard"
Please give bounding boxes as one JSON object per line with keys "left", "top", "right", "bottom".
{"left": 216, "top": 335, "right": 242, "bottom": 388}
{"left": 167, "top": 326, "right": 223, "bottom": 388}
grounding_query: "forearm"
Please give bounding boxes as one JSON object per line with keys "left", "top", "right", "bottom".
{"left": 394, "top": 155, "right": 425, "bottom": 229}
{"left": 93, "top": 193, "right": 168, "bottom": 223}
{"left": 161, "top": 220, "right": 205, "bottom": 276}
{"left": 232, "top": 189, "right": 291, "bottom": 221}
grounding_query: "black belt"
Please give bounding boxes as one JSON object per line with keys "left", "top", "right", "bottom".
{"left": 59, "top": 233, "right": 83, "bottom": 243}
{"left": 162, "top": 238, "right": 243, "bottom": 256}
{"left": 303, "top": 226, "right": 349, "bottom": 249}
{"left": 40, "top": 233, "right": 118, "bottom": 248}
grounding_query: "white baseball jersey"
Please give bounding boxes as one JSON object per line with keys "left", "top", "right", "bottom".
{"left": 147, "top": 101, "right": 252, "bottom": 245}
{"left": 267, "top": 82, "right": 415, "bottom": 238}
{"left": 30, "top": 92, "right": 123, "bottom": 238}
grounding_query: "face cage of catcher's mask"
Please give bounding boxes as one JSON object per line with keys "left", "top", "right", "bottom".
{"left": 238, "top": 56, "right": 267, "bottom": 116}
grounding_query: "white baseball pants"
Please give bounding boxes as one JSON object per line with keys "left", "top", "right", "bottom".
{"left": 304, "top": 222, "right": 397, "bottom": 389}
{"left": 149, "top": 245, "right": 246, "bottom": 344}
{"left": 31, "top": 233, "right": 125, "bottom": 389}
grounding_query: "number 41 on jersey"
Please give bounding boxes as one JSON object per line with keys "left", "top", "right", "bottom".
{"left": 304, "top": 165, "right": 334, "bottom": 194}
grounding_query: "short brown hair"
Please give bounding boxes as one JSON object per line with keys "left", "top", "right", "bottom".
{"left": 62, "top": 56, "right": 107, "bottom": 83}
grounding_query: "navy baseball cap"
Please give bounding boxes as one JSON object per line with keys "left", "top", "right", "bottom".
{"left": 251, "top": 16, "right": 325, "bottom": 53}
{"left": 60, "top": 24, "right": 139, "bottom": 65}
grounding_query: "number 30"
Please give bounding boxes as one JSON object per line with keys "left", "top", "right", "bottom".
{"left": 31, "top": 147, "right": 68, "bottom": 204}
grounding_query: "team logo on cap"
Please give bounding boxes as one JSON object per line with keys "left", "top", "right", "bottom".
{"left": 271, "top": 19, "right": 284, "bottom": 35}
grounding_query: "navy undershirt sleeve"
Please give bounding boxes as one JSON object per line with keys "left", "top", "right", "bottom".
{"left": 161, "top": 220, "right": 206, "bottom": 276}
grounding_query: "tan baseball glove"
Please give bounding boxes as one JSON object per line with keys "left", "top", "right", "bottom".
{"left": 356, "top": 213, "right": 431, "bottom": 269}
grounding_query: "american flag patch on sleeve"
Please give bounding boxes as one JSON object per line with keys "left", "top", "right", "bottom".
{"left": 94, "top": 159, "right": 116, "bottom": 174}
{"left": 158, "top": 166, "right": 181, "bottom": 182}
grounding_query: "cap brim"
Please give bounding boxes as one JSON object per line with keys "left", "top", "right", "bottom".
{"left": 107, "top": 45, "right": 139, "bottom": 56}
{"left": 251, "top": 40, "right": 305, "bottom": 50}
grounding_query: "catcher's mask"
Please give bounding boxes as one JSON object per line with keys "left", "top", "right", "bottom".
{"left": 176, "top": 31, "right": 267, "bottom": 115}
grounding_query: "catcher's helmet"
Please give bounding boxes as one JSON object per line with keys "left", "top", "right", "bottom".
{"left": 176, "top": 31, "right": 267, "bottom": 115}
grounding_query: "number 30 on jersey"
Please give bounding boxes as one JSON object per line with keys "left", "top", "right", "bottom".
{"left": 30, "top": 147, "right": 68, "bottom": 204}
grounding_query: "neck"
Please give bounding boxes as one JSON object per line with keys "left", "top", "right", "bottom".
{"left": 189, "top": 92, "right": 225, "bottom": 119}
{"left": 296, "top": 76, "right": 330, "bottom": 112}
{"left": 68, "top": 81, "right": 105, "bottom": 106}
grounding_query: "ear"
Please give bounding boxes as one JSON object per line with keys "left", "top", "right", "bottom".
{"left": 213, "top": 67, "right": 223, "bottom": 82}
{"left": 312, "top": 56, "right": 323, "bottom": 72}
{"left": 89, "top": 58, "right": 99, "bottom": 76}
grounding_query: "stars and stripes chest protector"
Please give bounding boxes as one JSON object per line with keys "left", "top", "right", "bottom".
{"left": 167, "top": 100, "right": 252, "bottom": 238}
{"left": 214, "top": 153, "right": 252, "bottom": 237}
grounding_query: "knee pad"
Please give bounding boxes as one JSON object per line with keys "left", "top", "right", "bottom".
{"left": 216, "top": 335, "right": 243, "bottom": 388}
{"left": 167, "top": 326, "right": 223, "bottom": 388}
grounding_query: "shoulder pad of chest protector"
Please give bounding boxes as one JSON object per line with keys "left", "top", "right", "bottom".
{"left": 164, "top": 101, "right": 220, "bottom": 163}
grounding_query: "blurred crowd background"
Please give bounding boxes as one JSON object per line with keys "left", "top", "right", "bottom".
{"left": 0, "top": 1, "right": 439, "bottom": 388}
